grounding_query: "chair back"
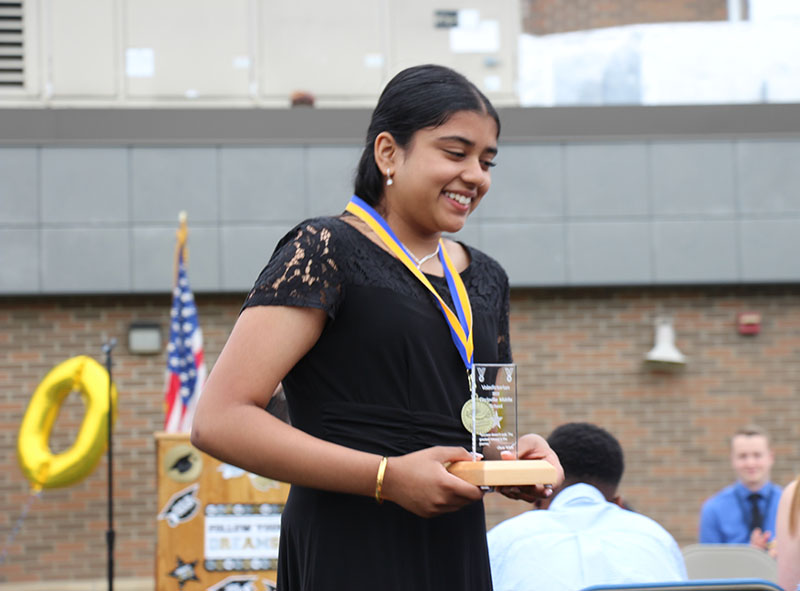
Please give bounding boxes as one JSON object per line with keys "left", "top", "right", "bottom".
{"left": 582, "top": 579, "right": 783, "bottom": 591}
{"left": 681, "top": 544, "right": 777, "bottom": 582}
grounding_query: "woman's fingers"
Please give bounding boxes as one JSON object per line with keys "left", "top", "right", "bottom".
{"left": 382, "top": 446, "right": 485, "bottom": 518}
{"left": 495, "top": 433, "right": 563, "bottom": 503}
{"left": 517, "top": 433, "right": 564, "bottom": 486}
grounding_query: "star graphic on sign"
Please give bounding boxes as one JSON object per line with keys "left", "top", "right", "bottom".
{"left": 218, "top": 463, "right": 246, "bottom": 480}
{"left": 490, "top": 411, "right": 502, "bottom": 430}
{"left": 168, "top": 556, "right": 200, "bottom": 589}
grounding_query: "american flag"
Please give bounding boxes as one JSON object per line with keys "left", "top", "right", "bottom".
{"left": 164, "top": 248, "right": 207, "bottom": 432}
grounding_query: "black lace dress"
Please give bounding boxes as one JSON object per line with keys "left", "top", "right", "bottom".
{"left": 242, "top": 215, "right": 511, "bottom": 591}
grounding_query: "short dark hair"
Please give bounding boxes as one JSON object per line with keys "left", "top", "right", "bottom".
{"left": 547, "top": 422, "right": 624, "bottom": 488}
{"left": 353, "top": 64, "right": 500, "bottom": 206}
{"left": 732, "top": 424, "right": 770, "bottom": 445}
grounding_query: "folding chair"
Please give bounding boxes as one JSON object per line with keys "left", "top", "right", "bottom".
{"left": 582, "top": 578, "right": 783, "bottom": 591}
{"left": 681, "top": 544, "right": 778, "bottom": 582}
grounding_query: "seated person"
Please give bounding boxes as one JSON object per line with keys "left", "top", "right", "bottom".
{"left": 487, "top": 422, "right": 687, "bottom": 591}
{"left": 699, "top": 425, "right": 781, "bottom": 550}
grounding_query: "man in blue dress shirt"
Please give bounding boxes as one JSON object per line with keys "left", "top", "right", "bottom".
{"left": 487, "top": 422, "right": 687, "bottom": 591}
{"left": 699, "top": 424, "right": 782, "bottom": 551}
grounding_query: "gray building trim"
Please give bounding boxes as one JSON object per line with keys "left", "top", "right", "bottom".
{"left": 2, "top": 104, "right": 800, "bottom": 145}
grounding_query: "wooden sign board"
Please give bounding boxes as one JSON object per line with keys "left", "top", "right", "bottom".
{"left": 155, "top": 432, "right": 289, "bottom": 591}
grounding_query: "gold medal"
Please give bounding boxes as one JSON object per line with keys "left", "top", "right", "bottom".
{"left": 461, "top": 397, "right": 495, "bottom": 435}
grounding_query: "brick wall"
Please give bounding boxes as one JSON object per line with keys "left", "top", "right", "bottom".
{"left": 2, "top": 286, "right": 799, "bottom": 582}
{"left": 485, "top": 285, "right": 800, "bottom": 544}
{"left": 521, "top": 0, "right": 737, "bottom": 35}
{"left": 0, "top": 295, "right": 239, "bottom": 583}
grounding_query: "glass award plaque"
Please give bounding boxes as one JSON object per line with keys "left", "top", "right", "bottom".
{"left": 447, "top": 363, "right": 557, "bottom": 487}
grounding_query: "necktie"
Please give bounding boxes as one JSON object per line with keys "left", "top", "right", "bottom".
{"left": 747, "top": 492, "right": 763, "bottom": 532}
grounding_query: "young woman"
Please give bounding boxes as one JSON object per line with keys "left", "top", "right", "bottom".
{"left": 777, "top": 476, "right": 800, "bottom": 590}
{"left": 191, "top": 64, "right": 562, "bottom": 591}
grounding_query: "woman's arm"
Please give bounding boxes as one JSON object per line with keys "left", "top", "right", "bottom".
{"left": 777, "top": 479, "right": 800, "bottom": 591}
{"left": 191, "top": 304, "right": 484, "bottom": 518}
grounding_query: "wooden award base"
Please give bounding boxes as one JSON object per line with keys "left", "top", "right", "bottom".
{"left": 447, "top": 459, "right": 557, "bottom": 487}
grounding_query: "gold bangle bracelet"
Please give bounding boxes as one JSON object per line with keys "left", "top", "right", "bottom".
{"left": 375, "top": 456, "right": 388, "bottom": 504}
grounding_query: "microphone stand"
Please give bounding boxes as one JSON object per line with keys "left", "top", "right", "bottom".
{"left": 102, "top": 339, "right": 117, "bottom": 591}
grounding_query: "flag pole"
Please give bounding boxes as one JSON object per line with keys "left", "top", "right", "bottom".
{"left": 165, "top": 212, "right": 189, "bottom": 430}
{"left": 164, "top": 210, "right": 207, "bottom": 434}
{"left": 102, "top": 338, "right": 117, "bottom": 591}
{"left": 174, "top": 211, "right": 188, "bottom": 283}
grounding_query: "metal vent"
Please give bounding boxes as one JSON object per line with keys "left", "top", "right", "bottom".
{"left": 0, "top": 1, "right": 24, "bottom": 88}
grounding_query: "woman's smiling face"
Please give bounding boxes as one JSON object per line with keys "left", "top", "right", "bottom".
{"left": 381, "top": 109, "right": 498, "bottom": 237}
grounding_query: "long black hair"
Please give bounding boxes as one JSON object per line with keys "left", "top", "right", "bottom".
{"left": 353, "top": 64, "right": 500, "bottom": 206}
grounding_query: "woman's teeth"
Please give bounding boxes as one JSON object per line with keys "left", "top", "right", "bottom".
{"left": 444, "top": 192, "right": 471, "bottom": 206}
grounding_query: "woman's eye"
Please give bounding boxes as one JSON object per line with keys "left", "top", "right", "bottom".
{"left": 443, "top": 149, "right": 495, "bottom": 169}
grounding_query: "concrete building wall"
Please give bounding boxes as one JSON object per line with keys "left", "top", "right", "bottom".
{"left": 3, "top": 105, "right": 800, "bottom": 295}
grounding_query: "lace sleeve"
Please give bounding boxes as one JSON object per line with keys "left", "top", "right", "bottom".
{"left": 242, "top": 219, "right": 345, "bottom": 318}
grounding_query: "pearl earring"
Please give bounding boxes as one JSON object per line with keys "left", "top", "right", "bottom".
{"left": 386, "top": 169, "right": 394, "bottom": 186}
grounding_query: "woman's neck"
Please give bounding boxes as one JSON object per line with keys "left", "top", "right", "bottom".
{"left": 377, "top": 204, "right": 442, "bottom": 261}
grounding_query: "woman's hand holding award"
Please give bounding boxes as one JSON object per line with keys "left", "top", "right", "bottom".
{"left": 447, "top": 363, "right": 558, "bottom": 487}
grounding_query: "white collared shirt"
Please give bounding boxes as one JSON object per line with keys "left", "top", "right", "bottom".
{"left": 487, "top": 483, "right": 688, "bottom": 591}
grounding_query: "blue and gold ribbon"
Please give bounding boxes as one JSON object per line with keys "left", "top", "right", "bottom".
{"left": 345, "top": 195, "right": 474, "bottom": 372}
